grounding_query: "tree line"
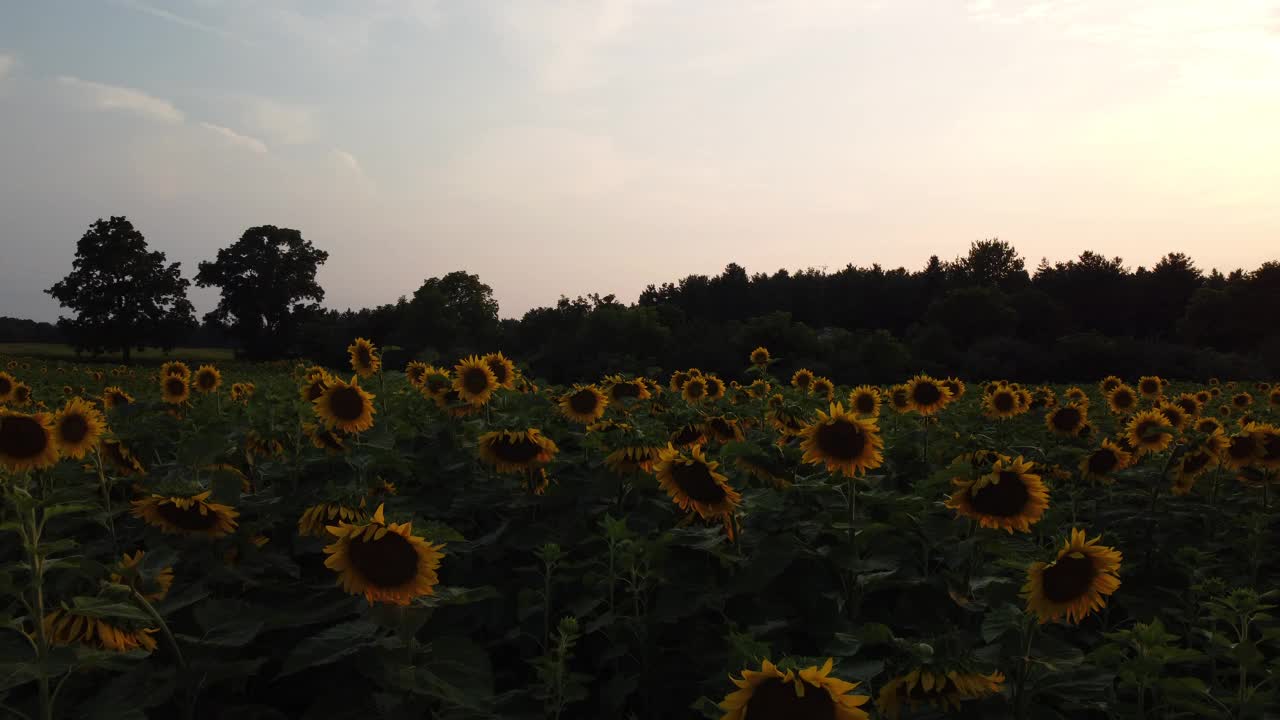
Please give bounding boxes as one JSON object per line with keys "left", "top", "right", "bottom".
{"left": 31, "top": 215, "right": 1280, "bottom": 381}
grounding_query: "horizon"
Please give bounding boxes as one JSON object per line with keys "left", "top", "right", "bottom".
{"left": 3, "top": 1, "right": 1279, "bottom": 323}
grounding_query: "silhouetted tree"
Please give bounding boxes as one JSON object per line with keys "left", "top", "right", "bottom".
{"left": 46, "top": 216, "right": 195, "bottom": 362}
{"left": 196, "top": 225, "right": 329, "bottom": 360}
{"left": 400, "top": 271, "right": 500, "bottom": 357}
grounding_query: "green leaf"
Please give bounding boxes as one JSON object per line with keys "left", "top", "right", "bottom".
{"left": 278, "top": 619, "right": 380, "bottom": 678}
{"left": 981, "top": 604, "right": 1024, "bottom": 643}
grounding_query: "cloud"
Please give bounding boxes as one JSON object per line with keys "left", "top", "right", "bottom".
{"left": 112, "top": 0, "right": 254, "bottom": 46}
{"left": 56, "top": 75, "right": 184, "bottom": 123}
{"left": 491, "top": 0, "right": 647, "bottom": 92}
{"left": 331, "top": 149, "right": 376, "bottom": 194}
{"left": 198, "top": 122, "right": 268, "bottom": 153}
{"left": 0, "top": 53, "right": 14, "bottom": 81}
{"left": 243, "top": 97, "right": 317, "bottom": 145}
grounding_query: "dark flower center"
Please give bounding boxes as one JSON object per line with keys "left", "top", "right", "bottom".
{"left": 1087, "top": 450, "right": 1118, "bottom": 475}
{"left": 347, "top": 529, "right": 419, "bottom": 588}
{"left": 670, "top": 461, "right": 727, "bottom": 503}
{"left": 197, "top": 372, "right": 217, "bottom": 390}
{"left": 1051, "top": 407, "right": 1082, "bottom": 431}
{"left": 892, "top": 390, "right": 909, "bottom": 407}
{"left": 1141, "top": 380, "right": 1159, "bottom": 394}
{"left": 744, "top": 678, "right": 835, "bottom": 720}
{"left": 912, "top": 382, "right": 942, "bottom": 406}
{"left": 1195, "top": 419, "right": 1220, "bottom": 433}
{"left": 0, "top": 377, "right": 11, "bottom": 395}
{"left": 1228, "top": 435, "right": 1257, "bottom": 460}
{"left": 165, "top": 378, "right": 186, "bottom": 397}
{"left": 854, "top": 394, "right": 876, "bottom": 414}
{"left": 328, "top": 386, "right": 367, "bottom": 421}
{"left": 568, "top": 389, "right": 599, "bottom": 414}
{"left": 1041, "top": 553, "right": 1096, "bottom": 603}
{"left": 1176, "top": 398, "right": 1197, "bottom": 415}
{"left": 0, "top": 415, "right": 50, "bottom": 459}
{"left": 795, "top": 374, "right": 812, "bottom": 388}
{"left": 685, "top": 381, "right": 706, "bottom": 398}
{"left": 306, "top": 381, "right": 327, "bottom": 401}
{"left": 15, "top": 386, "right": 31, "bottom": 402}
{"left": 1103, "top": 379, "right": 1120, "bottom": 392}
{"left": 612, "top": 382, "right": 641, "bottom": 399}
{"left": 425, "top": 376, "right": 449, "bottom": 394}
{"left": 356, "top": 347, "right": 372, "bottom": 366}
{"left": 1135, "top": 420, "right": 1165, "bottom": 444}
{"left": 1233, "top": 394, "right": 1250, "bottom": 407}
{"left": 461, "top": 368, "right": 491, "bottom": 395}
{"left": 1159, "top": 407, "right": 1184, "bottom": 428}
{"left": 1182, "top": 451, "right": 1212, "bottom": 475}
{"left": 109, "top": 391, "right": 130, "bottom": 406}
{"left": 407, "top": 366, "right": 425, "bottom": 383}
{"left": 58, "top": 414, "right": 90, "bottom": 444}
{"left": 969, "top": 471, "right": 1029, "bottom": 517}
{"left": 156, "top": 500, "right": 220, "bottom": 532}
{"left": 1260, "top": 434, "right": 1280, "bottom": 463}
{"left": 993, "top": 392, "right": 1014, "bottom": 412}
{"left": 814, "top": 420, "right": 868, "bottom": 461}
{"left": 491, "top": 435, "right": 542, "bottom": 464}
{"left": 486, "top": 360, "right": 509, "bottom": 385}
{"left": 1113, "top": 391, "right": 1135, "bottom": 408}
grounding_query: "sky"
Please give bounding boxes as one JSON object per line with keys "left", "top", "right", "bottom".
{"left": 2, "top": 0, "right": 1279, "bottom": 322}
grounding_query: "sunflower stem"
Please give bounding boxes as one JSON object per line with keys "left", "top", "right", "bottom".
{"left": 132, "top": 589, "right": 196, "bottom": 720}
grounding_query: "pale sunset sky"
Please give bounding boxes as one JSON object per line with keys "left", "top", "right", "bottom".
{"left": 2, "top": 0, "right": 1279, "bottom": 321}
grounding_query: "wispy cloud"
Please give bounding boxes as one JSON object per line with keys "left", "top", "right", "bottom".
{"left": 244, "top": 97, "right": 318, "bottom": 145}
{"left": 331, "top": 148, "right": 376, "bottom": 195}
{"left": 199, "top": 121, "right": 268, "bottom": 153}
{"left": 0, "top": 52, "right": 15, "bottom": 81}
{"left": 57, "top": 75, "right": 185, "bottom": 123}
{"left": 112, "top": 0, "right": 255, "bottom": 46}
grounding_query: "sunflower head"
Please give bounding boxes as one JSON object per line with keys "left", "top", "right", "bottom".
{"left": 747, "top": 379, "right": 772, "bottom": 399}
{"left": 791, "top": 369, "right": 815, "bottom": 391}
{"left": 984, "top": 388, "right": 1020, "bottom": 419}
{"left": 300, "top": 372, "right": 331, "bottom": 403}
{"left": 0, "top": 371, "right": 16, "bottom": 402}
{"left": 800, "top": 403, "right": 885, "bottom": 477}
{"left": 404, "top": 361, "right": 430, "bottom": 387}
{"left": 1045, "top": 404, "right": 1087, "bottom": 436}
{"left": 323, "top": 504, "right": 445, "bottom": 606}
{"left": 44, "top": 608, "right": 157, "bottom": 653}
{"left": 303, "top": 421, "right": 348, "bottom": 454}
{"left": 131, "top": 491, "right": 239, "bottom": 538}
{"left": 1126, "top": 409, "right": 1175, "bottom": 456}
{"left": 478, "top": 428, "right": 559, "bottom": 473}
{"left": 1079, "top": 439, "right": 1133, "bottom": 482}
{"left": 102, "top": 439, "right": 145, "bottom": 476}
{"left": 607, "top": 376, "right": 652, "bottom": 402}
{"left": 1157, "top": 402, "right": 1190, "bottom": 431}
{"left": 749, "top": 346, "right": 771, "bottom": 366}
{"left": 160, "top": 361, "right": 191, "bottom": 381}
{"left": 654, "top": 445, "right": 741, "bottom": 522}
{"left": 192, "top": 365, "right": 222, "bottom": 394}
{"left": 682, "top": 376, "right": 710, "bottom": 404}
{"left": 1222, "top": 429, "right": 1261, "bottom": 470}
{"left": 889, "top": 385, "right": 912, "bottom": 413}
{"left": 1099, "top": 375, "right": 1123, "bottom": 393}
{"left": 102, "top": 386, "right": 134, "bottom": 410}
{"left": 1252, "top": 424, "right": 1280, "bottom": 469}
{"left": 1232, "top": 392, "right": 1253, "bottom": 409}
{"left": 705, "top": 415, "right": 744, "bottom": 444}
{"left": 559, "top": 384, "right": 609, "bottom": 423}
{"left": 604, "top": 445, "right": 662, "bottom": 475}
{"left": 876, "top": 667, "right": 1004, "bottom": 719}
{"left": 1064, "top": 387, "right": 1089, "bottom": 407}
{"left": 110, "top": 550, "right": 174, "bottom": 602}
{"left": 1023, "top": 528, "right": 1122, "bottom": 624}
{"left": 809, "top": 377, "right": 834, "bottom": 402}
{"left": 10, "top": 382, "right": 33, "bottom": 406}
{"left": 946, "top": 456, "right": 1049, "bottom": 533}
{"left": 299, "top": 502, "right": 367, "bottom": 537}
{"left": 314, "top": 375, "right": 376, "bottom": 433}
{"left": 720, "top": 658, "right": 870, "bottom": 720}
{"left": 347, "top": 337, "right": 381, "bottom": 378}
{"left": 52, "top": 397, "right": 106, "bottom": 460}
{"left": 848, "top": 386, "right": 881, "bottom": 417}
{"left": 229, "top": 382, "right": 256, "bottom": 403}
{"left": 704, "top": 375, "right": 727, "bottom": 401}
{"left": 482, "top": 352, "right": 517, "bottom": 389}
{"left": 0, "top": 410, "right": 60, "bottom": 472}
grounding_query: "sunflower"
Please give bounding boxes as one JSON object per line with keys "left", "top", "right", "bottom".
{"left": 1023, "top": 528, "right": 1122, "bottom": 624}
{"left": 791, "top": 369, "right": 815, "bottom": 391}
{"left": 735, "top": 449, "right": 795, "bottom": 489}
{"left": 1253, "top": 424, "right": 1280, "bottom": 470}
{"left": 52, "top": 397, "right": 106, "bottom": 459}
{"left": 984, "top": 388, "right": 1019, "bottom": 419}
{"left": 1221, "top": 430, "right": 1261, "bottom": 470}
{"left": 314, "top": 375, "right": 376, "bottom": 433}
{"left": 607, "top": 376, "right": 651, "bottom": 402}
{"left": 1195, "top": 389, "right": 1212, "bottom": 405}
{"left": 769, "top": 409, "right": 807, "bottom": 438}
{"left": 810, "top": 377, "right": 835, "bottom": 402}
{"left": 1172, "top": 435, "right": 1224, "bottom": 494}
{"left": 300, "top": 372, "right": 331, "bottom": 403}
{"left": 946, "top": 456, "right": 1049, "bottom": 533}
{"left": 160, "top": 361, "right": 191, "bottom": 380}
{"left": 720, "top": 658, "right": 870, "bottom": 720}
{"left": 404, "top": 361, "right": 430, "bottom": 387}
{"left": 299, "top": 502, "right": 367, "bottom": 537}
{"left": 110, "top": 550, "right": 173, "bottom": 602}
{"left": 682, "top": 376, "right": 710, "bottom": 404}
{"left": 1125, "top": 409, "right": 1174, "bottom": 456}
{"left": 0, "top": 410, "right": 59, "bottom": 472}
{"left": 347, "top": 338, "right": 381, "bottom": 378}
{"left": 158, "top": 375, "right": 189, "bottom": 405}
{"left": 413, "top": 368, "right": 449, "bottom": 401}
{"left": 434, "top": 389, "right": 482, "bottom": 418}
{"left": 1137, "top": 375, "right": 1163, "bottom": 399}
{"left": 559, "top": 384, "right": 608, "bottom": 423}
{"left": 705, "top": 375, "right": 727, "bottom": 401}
{"left": 1193, "top": 416, "right": 1224, "bottom": 435}
{"left": 43, "top": 608, "right": 157, "bottom": 653}
{"left": 876, "top": 668, "right": 1004, "bottom": 719}
{"left": 669, "top": 370, "right": 693, "bottom": 393}
{"left": 848, "top": 386, "right": 881, "bottom": 417}
{"left": 1064, "top": 387, "right": 1089, "bottom": 407}
{"left": 1079, "top": 439, "right": 1132, "bottom": 483}
{"left": 102, "top": 386, "right": 134, "bottom": 410}
{"left": 654, "top": 445, "right": 741, "bottom": 522}
{"left": 323, "top": 504, "right": 445, "bottom": 606}
{"left": 192, "top": 365, "right": 222, "bottom": 394}
{"left": 482, "top": 352, "right": 517, "bottom": 389}
{"left": 1156, "top": 402, "right": 1190, "bottom": 431}
{"left": 101, "top": 439, "right": 145, "bottom": 476}
{"left": 131, "top": 491, "right": 238, "bottom": 538}
{"left": 1232, "top": 392, "right": 1253, "bottom": 409}
{"left": 9, "top": 382, "right": 32, "bottom": 406}
{"left": 799, "top": 403, "right": 885, "bottom": 477}
{"left": 1171, "top": 393, "right": 1201, "bottom": 418}
{"left": 749, "top": 346, "right": 771, "bottom": 367}
{"left": 705, "top": 416, "right": 744, "bottom": 444}
{"left": 1029, "top": 387, "right": 1056, "bottom": 410}
{"left": 0, "top": 371, "right": 15, "bottom": 403}
{"left": 604, "top": 445, "right": 662, "bottom": 475}
{"left": 1269, "top": 387, "right": 1280, "bottom": 408}
{"left": 889, "top": 385, "right": 912, "bottom": 414}
{"left": 1045, "top": 404, "right": 1088, "bottom": 436}
{"left": 747, "top": 379, "right": 772, "bottom": 399}
{"left": 1099, "top": 375, "right": 1123, "bottom": 393}
{"left": 303, "top": 421, "right": 348, "bottom": 453}
{"left": 478, "top": 429, "right": 559, "bottom": 473}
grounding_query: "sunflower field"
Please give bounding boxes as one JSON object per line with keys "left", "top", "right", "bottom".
{"left": 2, "top": 344, "right": 1280, "bottom": 720}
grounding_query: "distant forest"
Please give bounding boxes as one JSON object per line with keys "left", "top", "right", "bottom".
{"left": 15, "top": 218, "right": 1280, "bottom": 382}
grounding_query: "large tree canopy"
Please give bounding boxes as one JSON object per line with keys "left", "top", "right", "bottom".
{"left": 45, "top": 216, "right": 195, "bottom": 362}
{"left": 196, "top": 225, "right": 329, "bottom": 360}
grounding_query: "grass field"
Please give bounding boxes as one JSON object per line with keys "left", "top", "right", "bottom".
{"left": 0, "top": 342, "right": 234, "bottom": 363}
